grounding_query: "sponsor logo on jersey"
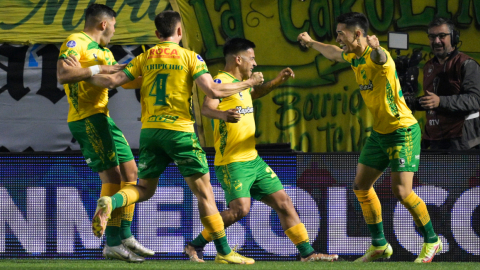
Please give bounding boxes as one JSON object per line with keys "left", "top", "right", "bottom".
{"left": 66, "top": 40, "right": 76, "bottom": 48}
{"left": 214, "top": 79, "right": 222, "bottom": 84}
{"left": 148, "top": 47, "right": 180, "bottom": 59}
{"left": 359, "top": 80, "right": 373, "bottom": 91}
{"left": 196, "top": 54, "right": 204, "bottom": 62}
{"left": 236, "top": 106, "right": 254, "bottom": 115}
{"left": 147, "top": 114, "right": 179, "bottom": 123}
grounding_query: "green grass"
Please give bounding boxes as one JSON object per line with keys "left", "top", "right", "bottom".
{"left": 0, "top": 260, "right": 478, "bottom": 270}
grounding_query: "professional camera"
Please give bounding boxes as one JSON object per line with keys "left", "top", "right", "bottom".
{"left": 388, "top": 33, "right": 422, "bottom": 113}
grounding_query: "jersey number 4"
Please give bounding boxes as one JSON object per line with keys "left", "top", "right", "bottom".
{"left": 149, "top": 74, "right": 169, "bottom": 106}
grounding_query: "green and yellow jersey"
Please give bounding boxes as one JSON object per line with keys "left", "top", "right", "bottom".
{"left": 123, "top": 41, "right": 209, "bottom": 133}
{"left": 59, "top": 32, "right": 117, "bottom": 122}
{"left": 212, "top": 71, "right": 257, "bottom": 166}
{"left": 342, "top": 46, "right": 417, "bottom": 134}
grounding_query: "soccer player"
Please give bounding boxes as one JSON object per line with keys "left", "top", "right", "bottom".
{"left": 184, "top": 37, "right": 339, "bottom": 263}
{"left": 56, "top": 4, "right": 152, "bottom": 262}
{"left": 76, "top": 10, "right": 264, "bottom": 264}
{"left": 297, "top": 12, "right": 442, "bottom": 263}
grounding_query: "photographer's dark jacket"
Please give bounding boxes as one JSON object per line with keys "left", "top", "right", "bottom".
{"left": 420, "top": 49, "right": 480, "bottom": 150}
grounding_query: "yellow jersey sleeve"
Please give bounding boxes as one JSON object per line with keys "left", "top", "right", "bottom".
{"left": 123, "top": 52, "right": 147, "bottom": 80}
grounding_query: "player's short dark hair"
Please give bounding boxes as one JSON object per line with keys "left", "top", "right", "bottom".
{"left": 85, "top": 4, "right": 116, "bottom": 22}
{"left": 223, "top": 38, "right": 256, "bottom": 57}
{"left": 427, "top": 17, "right": 456, "bottom": 32}
{"left": 155, "top": 10, "right": 182, "bottom": 38}
{"left": 336, "top": 12, "right": 369, "bottom": 37}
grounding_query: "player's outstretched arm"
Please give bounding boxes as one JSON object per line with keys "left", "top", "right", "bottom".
{"left": 57, "top": 55, "right": 127, "bottom": 84}
{"left": 86, "top": 72, "right": 131, "bottom": 89}
{"left": 195, "top": 72, "right": 264, "bottom": 99}
{"left": 201, "top": 96, "right": 241, "bottom": 123}
{"left": 251, "top": 68, "right": 295, "bottom": 100}
{"left": 297, "top": 32, "right": 345, "bottom": 63}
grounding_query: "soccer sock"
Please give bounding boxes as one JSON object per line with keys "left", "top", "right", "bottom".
{"left": 101, "top": 183, "right": 122, "bottom": 246}
{"left": 111, "top": 185, "right": 140, "bottom": 210}
{"left": 191, "top": 229, "right": 213, "bottom": 247}
{"left": 284, "top": 223, "right": 315, "bottom": 258}
{"left": 401, "top": 191, "right": 438, "bottom": 243}
{"left": 354, "top": 188, "right": 388, "bottom": 247}
{"left": 119, "top": 181, "right": 136, "bottom": 240}
{"left": 201, "top": 213, "right": 231, "bottom": 255}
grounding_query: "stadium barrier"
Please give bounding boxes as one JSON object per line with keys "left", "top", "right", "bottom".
{"left": 0, "top": 150, "right": 479, "bottom": 261}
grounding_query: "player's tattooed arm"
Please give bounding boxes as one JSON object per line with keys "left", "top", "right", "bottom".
{"left": 201, "top": 96, "right": 241, "bottom": 123}
{"left": 367, "top": 35, "right": 387, "bottom": 65}
{"left": 251, "top": 68, "right": 295, "bottom": 100}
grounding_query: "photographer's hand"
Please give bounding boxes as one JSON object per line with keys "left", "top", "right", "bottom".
{"left": 419, "top": 90, "right": 440, "bottom": 109}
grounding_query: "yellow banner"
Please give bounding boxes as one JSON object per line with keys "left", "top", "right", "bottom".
{"left": 173, "top": 0, "right": 480, "bottom": 152}
{"left": 0, "top": 0, "right": 169, "bottom": 45}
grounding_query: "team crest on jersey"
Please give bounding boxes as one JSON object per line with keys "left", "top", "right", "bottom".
{"left": 196, "top": 54, "right": 204, "bottom": 62}
{"left": 66, "top": 40, "right": 76, "bottom": 48}
{"left": 214, "top": 79, "right": 222, "bottom": 84}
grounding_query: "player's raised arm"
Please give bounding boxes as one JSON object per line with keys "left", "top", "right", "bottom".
{"left": 297, "top": 32, "right": 345, "bottom": 63}
{"left": 201, "top": 96, "right": 241, "bottom": 123}
{"left": 367, "top": 35, "right": 387, "bottom": 65}
{"left": 251, "top": 68, "right": 294, "bottom": 100}
{"left": 195, "top": 72, "right": 264, "bottom": 99}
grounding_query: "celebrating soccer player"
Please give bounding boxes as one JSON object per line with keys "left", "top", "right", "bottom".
{"left": 56, "top": 4, "right": 152, "bottom": 262}
{"left": 184, "top": 37, "right": 339, "bottom": 263}
{"left": 297, "top": 12, "right": 442, "bottom": 263}
{"left": 71, "top": 10, "right": 264, "bottom": 264}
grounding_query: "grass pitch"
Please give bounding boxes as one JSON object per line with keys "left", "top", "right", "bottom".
{"left": 0, "top": 260, "right": 478, "bottom": 270}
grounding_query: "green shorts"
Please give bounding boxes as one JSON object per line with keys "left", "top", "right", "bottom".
{"left": 137, "top": 128, "right": 209, "bottom": 179}
{"left": 214, "top": 155, "right": 284, "bottom": 205}
{"left": 68, "top": 113, "right": 134, "bottom": 172}
{"left": 359, "top": 123, "right": 421, "bottom": 172}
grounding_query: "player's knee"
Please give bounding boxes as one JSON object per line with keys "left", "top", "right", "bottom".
{"left": 232, "top": 204, "right": 250, "bottom": 221}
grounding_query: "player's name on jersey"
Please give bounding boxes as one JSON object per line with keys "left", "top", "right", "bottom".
{"left": 146, "top": 64, "right": 184, "bottom": 71}
{"left": 147, "top": 114, "right": 179, "bottom": 123}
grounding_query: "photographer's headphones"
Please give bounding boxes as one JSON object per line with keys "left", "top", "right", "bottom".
{"left": 451, "top": 29, "right": 460, "bottom": 47}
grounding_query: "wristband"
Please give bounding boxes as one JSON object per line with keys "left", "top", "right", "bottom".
{"left": 88, "top": 65, "right": 101, "bottom": 76}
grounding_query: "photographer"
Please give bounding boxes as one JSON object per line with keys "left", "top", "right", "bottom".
{"left": 416, "top": 17, "right": 480, "bottom": 150}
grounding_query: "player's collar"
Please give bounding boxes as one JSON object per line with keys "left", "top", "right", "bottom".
{"left": 218, "top": 70, "right": 241, "bottom": 82}
{"left": 80, "top": 32, "right": 107, "bottom": 51}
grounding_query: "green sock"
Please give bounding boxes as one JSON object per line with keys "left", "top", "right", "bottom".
{"left": 297, "top": 242, "right": 315, "bottom": 258}
{"left": 418, "top": 221, "right": 438, "bottom": 243}
{"left": 105, "top": 226, "right": 122, "bottom": 246}
{"left": 213, "top": 235, "right": 231, "bottom": 255}
{"left": 120, "top": 220, "right": 133, "bottom": 240}
{"left": 367, "top": 222, "right": 388, "bottom": 246}
{"left": 191, "top": 233, "right": 209, "bottom": 247}
{"left": 111, "top": 193, "right": 124, "bottom": 210}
